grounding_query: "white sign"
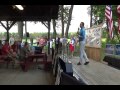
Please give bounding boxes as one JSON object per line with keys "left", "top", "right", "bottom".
{"left": 86, "top": 26, "right": 102, "bottom": 48}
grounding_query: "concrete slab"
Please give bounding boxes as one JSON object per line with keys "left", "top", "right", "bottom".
{"left": 0, "top": 54, "right": 55, "bottom": 85}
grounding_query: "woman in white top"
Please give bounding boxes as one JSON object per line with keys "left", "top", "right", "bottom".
{"left": 2, "top": 36, "right": 6, "bottom": 45}
{"left": 9, "top": 35, "right": 15, "bottom": 46}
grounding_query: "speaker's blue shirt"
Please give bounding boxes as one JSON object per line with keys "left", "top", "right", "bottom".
{"left": 79, "top": 27, "right": 85, "bottom": 41}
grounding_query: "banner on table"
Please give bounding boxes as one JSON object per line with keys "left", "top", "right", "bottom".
{"left": 86, "top": 26, "right": 102, "bottom": 48}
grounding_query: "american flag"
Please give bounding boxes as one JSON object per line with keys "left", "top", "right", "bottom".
{"left": 105, "top": 5, "right": 113, "bottom": 39}
{"left": 117, "top": 5, "right": 120, "bottom": 14}
{"left": 118, "top": 18, "right": 120, "bottom": 34}
{"left": 117, "top": 5, "right": 120, "bottom": 34}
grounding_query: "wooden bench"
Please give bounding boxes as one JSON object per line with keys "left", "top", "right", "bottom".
{"left": 0, "top": 48, "right": 15, "bottom": 69}
{"left": 0, "top": 55, "right": 14, "bottom": 68}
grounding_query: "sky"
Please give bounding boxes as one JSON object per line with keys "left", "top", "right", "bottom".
{"left": 0, "top": 5, "right": 90, "bottom": 33}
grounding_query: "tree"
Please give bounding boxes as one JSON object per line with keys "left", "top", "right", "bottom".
{"left": 60, "top": 5, "right": 64, "bottom": 37}
{"left": 52, "top": 19, "right": 57, "bottom": 39}
{"left": 65, "top": 5, "right": 74, "bottom": 38}
{"left": 90, "top": 5, "right": 93, "bottom": 27}
{"left": 91, "top": 5, "right": 120, "bottom": 43}
{"left": 91, "top": 5, "right": 118, "bottom": 25}
{"left": 52, "top": 5, "right": 71, "bottom": 38}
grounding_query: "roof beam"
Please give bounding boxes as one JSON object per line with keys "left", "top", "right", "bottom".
{"left": 0, "top": 21, "right": 7, "bottom": 30}
{"left": 0, "top": 21, "right": 16, "bottom": 30}
{"left": 0, "top": 5, "right": 59, "bottom": 21}
{"left": 8, "top": 21, "right": 16, "bottom": 30}
{"left": 41, "top": 21, "right": 48, "bottom": 29}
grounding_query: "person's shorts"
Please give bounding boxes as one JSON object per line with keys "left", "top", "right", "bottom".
{"left": 69, "top": 44, "right": 74, "bottom": 52}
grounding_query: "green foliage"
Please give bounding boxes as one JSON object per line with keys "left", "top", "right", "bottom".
{"left": 58, "top": 5, "right": 70, "bottom": 24}
{"left": 101, "top": 27, "right": 120, "bottom": 48}
{"left": 0, "top": 32, "right": 78, "bottom": 40}
{"left": 91, "top": 5, "right": 118, "bottom": 25}
{"left": 91, "top": 5, "right": 120, "bottom": 48}
{"left": 52, "top": 5, "right": 73, "bottom": 37}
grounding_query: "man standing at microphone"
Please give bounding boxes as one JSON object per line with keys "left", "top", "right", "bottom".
{"left": 77, "top": 22, "right": 89, "bottom": 65}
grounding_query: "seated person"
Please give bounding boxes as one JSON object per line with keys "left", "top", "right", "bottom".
{"left": 0, "top": 40, "right": 3, "bottom": 55}
{"left": 1, "top": 40, "right": 17, "bottom": 63}
{"left": 19, "top": 42, "right": 32, "bottom": 61}
{"left": 11, "top": 41, "right": 18, "bottom": 54}
{"left": 33, "top": 46, "right": 42, "bottom": 54}
{"left": 1, "top": 41, "right": 11, "bottom": 55}
{"left": 39, "top": 37, "right": 46, "bottom": 49}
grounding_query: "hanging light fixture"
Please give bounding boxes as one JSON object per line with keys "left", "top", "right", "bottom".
{"left": 15, "top": 5, "right": 24, "bottom": 10}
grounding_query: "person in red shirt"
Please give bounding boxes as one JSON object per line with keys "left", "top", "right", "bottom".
{"left": 0, "top": 40, "right": 3, "bottom": 55}
{"left": 11, "top": 41, "right": 18, "bottom": 53}
{"left": 2, "top": 41, "right": 17, "bottom": 66}
{"left": 2, "top": 41, "right": 11, "bottom": 55}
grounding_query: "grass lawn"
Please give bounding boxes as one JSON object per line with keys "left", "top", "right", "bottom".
{"left": 22, "top": 39, "right": 37, "bottom": 46}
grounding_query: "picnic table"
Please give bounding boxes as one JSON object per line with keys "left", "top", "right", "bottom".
{"left": 20, "top": 53, "right": 47, "bottom": 72}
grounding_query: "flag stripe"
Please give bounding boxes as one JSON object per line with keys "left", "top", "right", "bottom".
{"left": 118, "top": 16, "right": 120, "bottom": 34}
{"left": 117, "top": 5, "right": 120, "bottom": 34}
{"left": 105, "top": 5, "right": 113, "bottom": 39}
{"left": 105, "top": 13, "right": 111, "bottom": 20}
{"left": 105, "top": 9, "right": 110, "bottom": 15}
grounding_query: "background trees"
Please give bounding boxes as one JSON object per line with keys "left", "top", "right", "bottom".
{"left": 52, "top": 5, "right": 74, "bottom": 38}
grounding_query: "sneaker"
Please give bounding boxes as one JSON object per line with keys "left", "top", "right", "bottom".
{"left": 84, "top": 62, "right": 89, "bottom": 65}
{"left": 77, "top": 62, "right": 81, "bottom": 65}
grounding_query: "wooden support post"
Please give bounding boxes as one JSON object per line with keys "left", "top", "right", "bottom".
{"left": 25, "top": 21, "right": 27, "bottom": 42}
{"left": 48, "top": 21, "right": 50, "bottom": 55}
{"left": 18, "top": 21, "right": 24, "bottom": 40}
{"left": 6, "top": 21, "right": 9, "bottom": 41}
